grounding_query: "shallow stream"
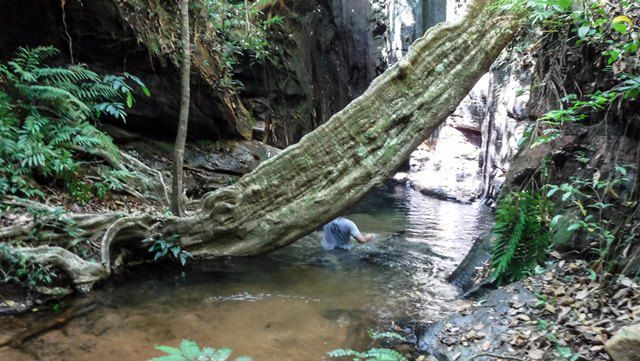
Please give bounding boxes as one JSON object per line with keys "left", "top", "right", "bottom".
{"left": 2, "top": 182, "right": 492, "bottom": 360}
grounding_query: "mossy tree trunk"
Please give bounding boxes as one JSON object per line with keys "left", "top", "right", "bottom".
{"left": 1, "top": 0, "right": 523, "bottom": 291}
{"left": 160, "top": 0, "right": 523, "bottom": 257}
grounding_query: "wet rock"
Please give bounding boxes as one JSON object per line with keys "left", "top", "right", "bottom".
{"left": 447, "top": 235, "right": 492, "bottom": 292}
{"left": 605, "top": 324, "right": 640, "bottom": 361}
{"left": 406, "top": 74, "right": 487, "bottom": 204}
{"left": 477, "top": 35, "right": 536, "bottom": 202}
{"left": 408, "top": 144, "right": 480, "bottom": 203}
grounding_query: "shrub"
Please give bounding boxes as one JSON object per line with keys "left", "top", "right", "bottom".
{"left": 490, "top": 191, "right": 552, "bottom": 284}
{"left": 149, "top": 339, "right": 252, "bottom": 361}
{"left": 0, "top": 46, "right": 148, "bottom": 199}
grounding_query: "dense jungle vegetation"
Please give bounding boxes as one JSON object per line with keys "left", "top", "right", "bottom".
{"left": 0, "top": 0, "right": 639, "bottom": 360}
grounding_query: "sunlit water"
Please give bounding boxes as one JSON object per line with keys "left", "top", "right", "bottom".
{"left": 2, "top": 182, "right": 493, "bottom": 361}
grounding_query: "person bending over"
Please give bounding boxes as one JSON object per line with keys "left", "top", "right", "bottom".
{"left": 322, "top": 216, "right": 374, "bottom": 250}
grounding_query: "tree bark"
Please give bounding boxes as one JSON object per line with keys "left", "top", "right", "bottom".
{"left": 1, "top": 0, "right": 523, "bottom": 290}
{"left": 160, "top": 0, "right": 524, "bottom": 257}
{"left": 171, "top": 0, "right": 191, "bottom": 217}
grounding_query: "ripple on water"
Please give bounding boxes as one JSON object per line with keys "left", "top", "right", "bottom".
{"left": 3, "top": 182, "right": 493, "bottom": 361}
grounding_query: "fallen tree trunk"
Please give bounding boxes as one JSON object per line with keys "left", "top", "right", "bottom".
{"left": 164, "top": 0, "right": 523, "bottom": 256}
{"left": 1, "top": 0, "right": 523, "bottom": 291}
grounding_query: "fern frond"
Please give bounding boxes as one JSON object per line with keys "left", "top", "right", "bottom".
{"left": 490, "top": 191, "right": 552, "bottom": 284}
{"left": 29, "top": 85, "right": 91, "bottom": 113}
{"left": 362, "top": 348, "right": 407, "bottom": 360}
{"left": 328, "top": 349, "right": 364, "bottom": 358}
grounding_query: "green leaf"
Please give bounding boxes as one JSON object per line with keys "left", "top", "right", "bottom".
{"left": 211, "top": 348, "right": 233, "bottom": 361}
{"left": 567, "top": 223, "right": 582, "bottom": 231}
{"left": 556, "top": 0, "right": 572, "bottom": 11}
{"left": 171, "top": 246, "right": 181, "bottom": 258}
{"left": 154, "top": 346, "right": 183, "bottom": 357}
{"left": 179, "top": 339, "right": 200, "bottom": 360}
{"left": 148, "top": 356, "right": 185, "bottom": 361}
{"left": 612, "top": 22, "right": 628, "bottom": 34}
{"left": 328, "top": 349, "right": 364, "bottom": 358}
{"left": 126, "top": 92, "right": 134, "bottom": 108}
{"left": 577, "top": 25, "right": 590, "bottom": 38}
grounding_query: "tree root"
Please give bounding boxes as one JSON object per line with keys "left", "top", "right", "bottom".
{"left": 1, "top": 246, "right": 106, "bottom": 291}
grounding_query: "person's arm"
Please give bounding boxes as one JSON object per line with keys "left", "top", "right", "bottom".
{"left": 354, "top": 233, "right": 375, "bottom": 244}
{"left": 347, "top": 219, "right": 374, "bottom": 244}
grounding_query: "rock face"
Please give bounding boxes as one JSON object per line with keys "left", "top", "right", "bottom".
{"left": 606, "top": 324, "right": 640, "bottom": 361}
{"left": 0, "top": 0, "right": 390, "bottom": 147}
{"left": 240, "top": 0, "right": 388, "bottom": 148}
{"left": 401, "top": 1, "right": 532, "bottom": 203}
{"left": 0, "top": 0, "right": 532, "bottom": 204}
{"left": 476, "top": 38, "right": 534, "bottom": 202}
{"left": 0, "top": 0, "right": 254, "bottom": 141}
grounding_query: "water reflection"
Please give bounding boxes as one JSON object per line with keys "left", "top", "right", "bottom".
{"left": 2, "top": 182, "right": 493, "bottom": 361}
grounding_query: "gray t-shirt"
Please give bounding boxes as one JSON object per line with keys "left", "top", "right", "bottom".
{"left": 322, "top": 217, "right": 360, "bottom": 250}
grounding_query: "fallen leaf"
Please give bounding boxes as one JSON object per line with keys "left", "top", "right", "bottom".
{"left": 545, "top": 303, "right": 557, "bottom": 313}
{"left": 575, "top": 289, "right": 589, "bottom": 300}
{"left": 528, "top": 348, "right": 545, "bottom": 360}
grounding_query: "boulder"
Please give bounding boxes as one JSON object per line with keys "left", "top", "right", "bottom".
{"left": 605, "top": 324, "right": 640, "bottom": 361}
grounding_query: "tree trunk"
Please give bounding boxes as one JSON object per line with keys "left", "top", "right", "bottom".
{"left": 160, "top": 0, "right": 523, "bottom": 257}
{"left": 1, "top": 0, "right": 523, "bottom": 291}
{"left": 171, "top": 0, "right": 191, "bottom": 217}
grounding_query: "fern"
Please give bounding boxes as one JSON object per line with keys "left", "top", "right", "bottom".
{"left": 149, "top": 339, "right": 251, "bottom": 361}
{"left": 0, "top": 46, "right": 149, "bottom": 199}
{"left": 368, "top": 332, "right": 406, "bottom": 342}
{"left": 328, "top": 332, "right": 408, "bottom": 361}
{"left": 328, "top": 349, "right": 365, "bottom": 358}
{"left": 490, "top": 191, "right": 552, "bottom": 284}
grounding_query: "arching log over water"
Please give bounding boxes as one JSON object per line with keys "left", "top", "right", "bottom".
{"left": 1, "top": 0, "right": 523, "bottom": 290}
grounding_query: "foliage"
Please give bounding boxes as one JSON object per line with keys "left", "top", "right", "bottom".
{"left": 0, "top": 243, "right": 58, "bottom": 292}
{"left": 197, "top": 0, "right": 283, "bottom": 91}
{"left": 328, "top": 348, "right": 407, "bottom": 361}
{"left": 490, "top": 191, "right": 552, "bottom": 284}
{"left": 328, "top": 332, "right": 407, "bottom": 361}
{"left": 521, "top": 73, "right": 640, "bottom": 147}
{"left": 501, "top": 0, "right": 640, "bottom": 279}
{"left": 515, "top": 0, "right": 640, "bottom": 148}
{"left": 127, "top": 0, "right": 283, "bottom": 94}
{"left": 515, "top": 0, "right": 640, "bottom": 67}
{"left": 149, "top": 339, "right": 251, "bottom": 361}
{"left": 0, "top": 46, "right": 148, "bottom": 199}
{"left": 368, "top": 332, "right": 407, "bottom": 342}
{"left": 94, "top": 168, "right": 134, "bottom": 199}
{"left": 143, "top": 235, "right": 192, "bottom": 266}
{"left": 545, "top": 164, "right": 636, "bottom": 270}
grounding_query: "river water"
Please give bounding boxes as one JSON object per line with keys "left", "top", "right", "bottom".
{"left": 1, "top": 182, "right": 492, "bottom": 361}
